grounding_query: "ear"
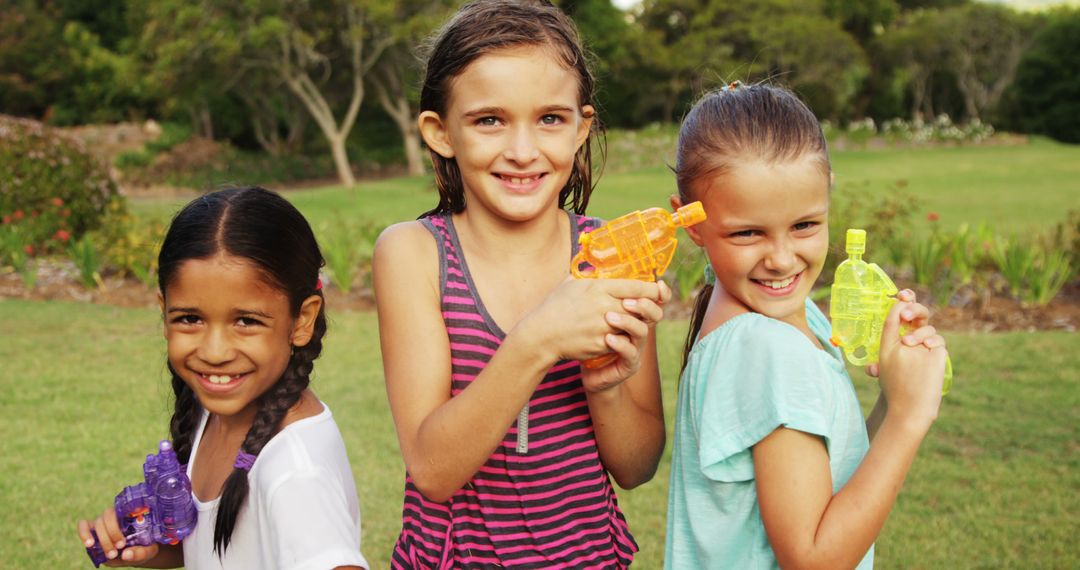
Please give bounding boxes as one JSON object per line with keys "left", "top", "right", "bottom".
{"left": 671, "top": 193, "right": 706, "bottom": 247}
{"left": 418, "top": 110, "right": 455, "bottom": 159}
{"left": 575, "top": 105, "right": 595, "bottom": 150}
{"left": 157, "top": 292, "right": 167, "bottom": 339}
{"left": 290, "top": 295, "right": 323, "bottom": 348}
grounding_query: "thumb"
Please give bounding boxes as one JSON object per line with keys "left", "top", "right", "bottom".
{"left": 880, "top": 299, "right": 905, "bottom": 351}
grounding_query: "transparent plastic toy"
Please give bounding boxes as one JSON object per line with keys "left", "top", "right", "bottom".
{"left": 571, "top": 201, "right": 707, "bottom": 368}
{"left": 830, "top": 229, "right": 953, "bottom": 395}
{"left": 86, "top": 440, "right": 197, "bottom": 567}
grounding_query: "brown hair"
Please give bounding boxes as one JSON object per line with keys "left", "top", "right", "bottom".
{"left": 675, "top": 83, "right": 830, "bottom": 370}
{"left": 418, "top": 0, "right": 604, "bottom": 217}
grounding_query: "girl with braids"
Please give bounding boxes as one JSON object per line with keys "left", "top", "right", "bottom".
{"left": 373, "top": 1, "right": 668, "bottom": 567}
{"left": 663, "top": 83, "right": 949, "bottom": 569}
{"left": 76, "top": 187, "right": 368, "bottom": 569}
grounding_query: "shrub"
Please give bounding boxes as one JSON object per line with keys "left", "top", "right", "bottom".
{"left": 824, "top": 180, "right": 919, "bottom": 285}
{"left": 0, "top": 115, "right": 120, "bottom": 251}
{"left": 93, "top": 197, "right": 165, "bottom": 287}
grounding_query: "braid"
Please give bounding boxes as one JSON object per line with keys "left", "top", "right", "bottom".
{"left": 212, "top": 296, "right": 327, "bottom": 555}
{"left": 167, "top": 362, "right": 200, "bottom": 465}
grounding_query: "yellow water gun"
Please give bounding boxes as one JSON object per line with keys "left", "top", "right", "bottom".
{"left": 829, "top": 229, "right": 953, "bottom": 394}
{"left": 571, "top": 202, "right": 707, "bottom": 368}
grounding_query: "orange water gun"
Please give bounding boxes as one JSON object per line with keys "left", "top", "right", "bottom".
{"left": 571, "top": 202, "right": 707, "bottom": 368}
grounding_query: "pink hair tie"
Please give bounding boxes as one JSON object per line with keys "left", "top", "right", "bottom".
{"left": 315, "top": 278, "right": 323, "bottom": 291}
{"left": 234, "top": 450, "right": 257, "bottom": 471}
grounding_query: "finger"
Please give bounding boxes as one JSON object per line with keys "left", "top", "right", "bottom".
{"left": 606, "top": 311, "right": 649, "bottom": 342}
{"left": 902, "top": 325, "right": 938, "bottom": 347}
{"left": 657, "top": 280, "right": 673, "bottom": 305}
{"left": 93, "top": 516, "right": 119, "bottom": 560}
{"left": 103, "top": 507, "right": 125, "bottom": 550}
{"left": 621, "top": 297, "right": 664, "bottom": 326}
{"left": 604, "top": 332, "right": 641, "bottom": 368}
{"left": 865, "top": 363, "right": 880, "bottom": 378}
{"left": 880, "top": 299, "right": 908, "bottom": 347}
{"left": 120, "top": 543, "right": 159, "bottom": 564}
{"left": 922, "top": 334, "right": 947, "bottom": 350}
{"left": 77, "top": 519, "right": 96, "bottom": 549}
{"left": 898, "top": 301, "right": 931, "bottom": 330}
{"left": 603, "top": 279, "right": 662, "bottom": 301}
{"left": 896, "top": 288, "right": 917, "bottom": 303}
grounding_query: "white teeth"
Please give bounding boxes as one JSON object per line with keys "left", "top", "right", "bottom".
{"left": 506, "top": 176, "right": 535, "bottom": 185}
{"left": 208, "top": 375, "right": 231, "bottom": 384}
{"left": 761, "top": 276, "right": 795, "bottom": 289}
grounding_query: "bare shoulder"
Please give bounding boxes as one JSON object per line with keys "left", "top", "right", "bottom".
{"left": 374, "top": 220, "right": 438, "bottom": 283}
{"left": 373, "top": 220, "right": 443, "bottom": 314}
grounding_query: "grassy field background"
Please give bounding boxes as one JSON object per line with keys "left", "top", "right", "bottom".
{"left": 0, "top": 301, "right": 1076, "bottom": 568}
{"left": 2, "top": 137, "right": 1078, "bottom": 568}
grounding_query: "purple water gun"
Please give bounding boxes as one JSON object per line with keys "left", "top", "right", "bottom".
{"left": 86, "top": 440, "right": 197, "bottom": 567}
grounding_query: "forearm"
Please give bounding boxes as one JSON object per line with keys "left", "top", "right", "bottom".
{"left": 803, "top": 418, "right": 930, "bottom": 569}
{"left": 865, "top": 393, "right": 888, "bottom": 440}
{"left": 587, "top": 384, "right": 665, "bottom": 488}
{"left": 403, "top": 327, "right": 557, "bottom": 501}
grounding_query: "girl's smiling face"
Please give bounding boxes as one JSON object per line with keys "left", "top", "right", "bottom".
{"left": 160, "top": 254, "right": 315, "bottom": 422}
{"left": 418, "top": 45, "right": 593, "bottom": 224}
{"left": 683, "top": 155, "right": 831, "bottom": 333}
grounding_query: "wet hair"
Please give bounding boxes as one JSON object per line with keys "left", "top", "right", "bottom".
{"left": 157, "top": 186, "right": 326, "bottom": 555}
{"left": 418, "top": 0, "right": 603, "bottom": 217}
{"left": 674, "top": 83, "right": 830, "bottom": 370}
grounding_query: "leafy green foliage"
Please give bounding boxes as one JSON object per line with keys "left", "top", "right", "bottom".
{"left": 1000, "top": 9, "right": 1080, "bottom": 143}
{"left": 318, "top": 218, "right": 383, "bottom": 294}
{"left": 0, "top": 116, "right": 119, "bottom": 253}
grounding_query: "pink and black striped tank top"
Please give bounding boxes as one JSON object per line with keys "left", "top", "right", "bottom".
{"left": 391, "top": 212, "right": 638, "bottom": 569}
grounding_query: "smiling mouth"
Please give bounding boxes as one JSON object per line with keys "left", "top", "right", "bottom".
{"left": 753, "top": 272, "right": 802, "bottom": 291}
{"left": 198, "top": 373, "right": 246, "bottom": 385}
{"left": 497, "top": 173, "right": 545, "bottom": 185}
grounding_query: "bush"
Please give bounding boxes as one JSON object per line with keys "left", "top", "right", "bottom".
{"left": 0, "top": 115, "right": 120, "bottom": 252}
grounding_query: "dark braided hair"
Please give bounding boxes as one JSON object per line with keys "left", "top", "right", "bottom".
{"left": 674, "top": 83, "right": 831, "bottom": 371}
{"left": 418, "top": 0, "right": 605, "bottom": 218}
{"left": 157, "top": 186, "right": 327, "bottom": 555}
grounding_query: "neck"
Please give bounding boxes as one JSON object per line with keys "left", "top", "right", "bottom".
{"left": 453, "top": 207, "right": 567, "bottom": 262}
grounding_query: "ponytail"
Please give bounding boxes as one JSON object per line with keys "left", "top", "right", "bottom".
{"left": 681, "top": 283, "right": 714, "bottom": 373}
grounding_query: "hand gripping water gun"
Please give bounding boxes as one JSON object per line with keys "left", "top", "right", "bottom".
{"left": 829, "top": 229, "right": 953, "bottom": 395}
{"left": 571, "top": 202, "right": 707, "bottom": 368}
{"left": 86, "top": 440, "right": 197, "bottom": 567}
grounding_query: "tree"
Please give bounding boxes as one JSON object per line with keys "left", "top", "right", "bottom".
{"left": 367, "top": 0, "right": 457, "bottom": 177}
{"left": 938, "top": 4, "right": 1035, "bottom": 121}
{"left": 138, "top": 0, "right": 395, "bottom": 187}
{"left": 635, "top": 0, "right": 865, "bottom": 121}
{"left": 1000, "top": 9, "right": 1080, "bottom": 142}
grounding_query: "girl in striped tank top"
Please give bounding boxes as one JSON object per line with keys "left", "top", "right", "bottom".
{"left": 372, "top": 1, "right": 669, "bottom": 567}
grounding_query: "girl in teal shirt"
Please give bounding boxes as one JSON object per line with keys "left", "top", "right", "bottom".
{"left": 664, "top": 83, "right": 950, "bottom": 569}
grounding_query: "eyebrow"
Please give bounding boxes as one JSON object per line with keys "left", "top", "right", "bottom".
{"left": 462, "top": 104, "right": 576, "bottom": 118}
{"left": 166, "top": 307, "right": 274, "bottom": 320}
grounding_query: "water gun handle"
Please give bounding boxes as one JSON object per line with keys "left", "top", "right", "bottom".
{"left": 86, "top": 441, "right": 196, "bottom": 567}
{"left": 573, "top": 202, "right": 706, "bottom": 369}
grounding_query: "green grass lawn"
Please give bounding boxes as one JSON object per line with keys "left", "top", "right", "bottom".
{"left": 7, "top": 138, "right": 1077, "bottom": 567}
{"left": 1, "top": 299, "right": 1076, "bottom": 569}
{"left": 130, "top": 136, "right": 1080, "bottom": 237}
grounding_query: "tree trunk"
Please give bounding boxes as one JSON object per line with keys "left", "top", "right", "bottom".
{"left": 329, "top": 133, "right": 356, "bottom": 187}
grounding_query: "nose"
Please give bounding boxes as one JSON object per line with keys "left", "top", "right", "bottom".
{"left": 503, "top": 125, "right": 540, "bottom": 164}
{"left": 197, "top": 326, "right": 236, "bottom": 364}
{"left": 763, "top": 235, "right": 796, "bottom": 273}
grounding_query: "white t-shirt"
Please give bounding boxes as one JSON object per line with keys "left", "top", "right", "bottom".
{"left": 183, "top": 403, "right": 369, "bottom": 570}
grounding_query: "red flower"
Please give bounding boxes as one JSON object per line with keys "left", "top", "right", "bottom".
{"left": 13, "top": 210, "right": 24, "bottom": 220}
{"left": 927, "top": 212, "right": 940, "bottom": 222}
{"left": 54, "top": 229, "right": 71, "bottom": 242}
{"left": 51, "top": 197, "right": 64, "bottom": 207}
{"left": 61, "top": 208, "right": 71, "bottom": 217}
{"left": 23, "top": 245, "right": 34, "bottom": 256}
{"left": 1, "top": 215, "right": 9, "bottom": 225}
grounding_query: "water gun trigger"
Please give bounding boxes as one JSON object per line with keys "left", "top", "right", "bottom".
{"left": 868, "top": 263, "right": 899, "bottom": 296}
